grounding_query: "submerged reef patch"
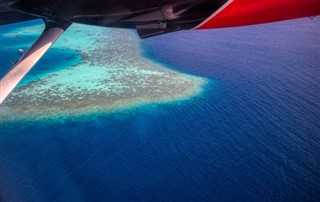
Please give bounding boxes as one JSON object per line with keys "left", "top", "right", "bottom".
{"left": 1, "top": 23, "right": 207, "bottom": 122}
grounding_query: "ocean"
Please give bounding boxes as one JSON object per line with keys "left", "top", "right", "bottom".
{"left": 1, "top": 18, "right": 319, "bottom": 201}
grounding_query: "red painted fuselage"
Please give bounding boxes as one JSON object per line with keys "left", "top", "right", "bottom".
{"left": 195, "top": 0, "right": 320, "bottom": 29}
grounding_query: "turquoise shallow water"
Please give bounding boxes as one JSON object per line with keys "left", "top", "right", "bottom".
{"left": 1, "top": 18, "right": 320, "bottom": 202}
{"left": 0, "top": 22, "right": 82, "bottom": 85}
{"left": 0, "top": 20, "right": 206, "bottom": 121}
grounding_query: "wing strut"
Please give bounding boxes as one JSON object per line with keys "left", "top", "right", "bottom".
{"left": 0, "top": 22, "right": 70, "bottom": 104}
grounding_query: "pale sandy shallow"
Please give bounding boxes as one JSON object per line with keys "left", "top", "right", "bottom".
{"left": 0, "top": 23, "right": 208, "bottom": 122}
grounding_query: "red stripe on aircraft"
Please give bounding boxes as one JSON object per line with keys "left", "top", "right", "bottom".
{"left": 195, "top": 0, "right": 320, "bottom": 29}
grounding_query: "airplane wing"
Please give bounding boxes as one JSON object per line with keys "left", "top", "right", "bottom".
{"left": 0, "top": 9, "right": 38, "bottom": 25}
{"left": 0, "top": 0, "right": 319, "bottom": 104}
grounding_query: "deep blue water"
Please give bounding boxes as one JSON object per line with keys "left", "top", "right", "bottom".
{"left": 1, "top": 18, "right": 320, "bottom": 202}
